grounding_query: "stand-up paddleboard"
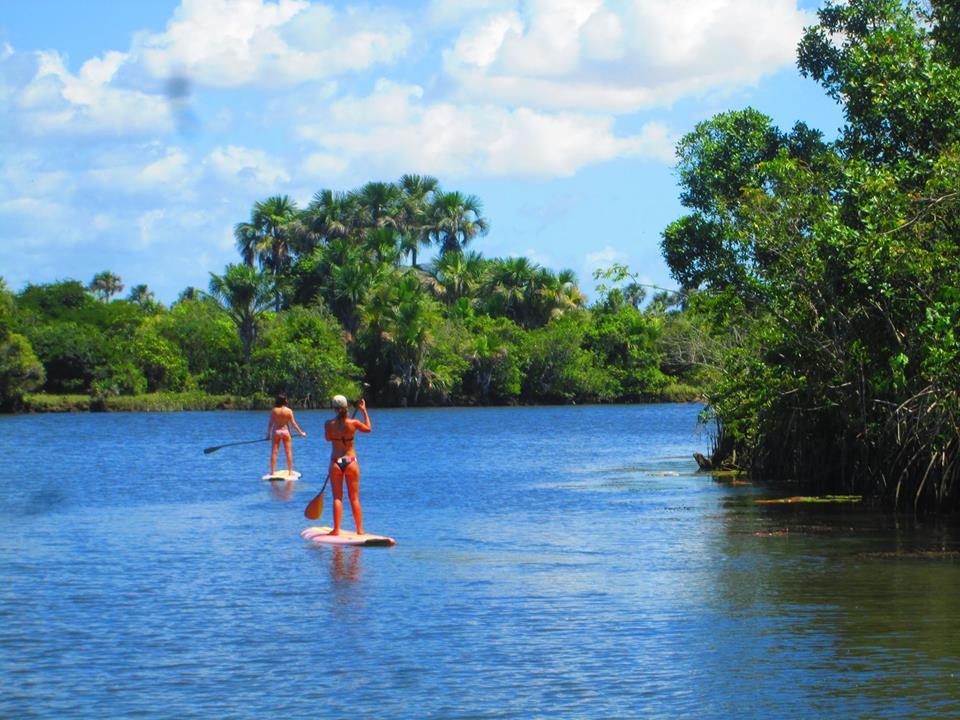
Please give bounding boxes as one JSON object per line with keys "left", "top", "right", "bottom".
{"left": 262, "top": 470, "right": 302, "bottom": 481}
{"left": 301, "top": 526, "right": 396, "bottom": 547}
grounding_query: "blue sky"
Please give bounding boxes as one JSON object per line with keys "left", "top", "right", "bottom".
{"left": 1, "top": 0, "right": 844, "bottom": 303}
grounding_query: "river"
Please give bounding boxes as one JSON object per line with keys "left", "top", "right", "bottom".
{"left": 1, "top": 404, "right": 958, "bottom": 718}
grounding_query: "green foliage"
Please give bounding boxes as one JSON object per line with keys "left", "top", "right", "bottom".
{"left": 521, "top": 312, "right": 615, "bottom": 403}
{"left": 587, "top": 305, "right": 669, "bottom": 400}
{"left": 249, "top": 305, "right": 360, "bottom": 405}
{"left": 663, "top": 0, "right": 960, "bottom": 510}
{"left": 160, "top": 297, "right": 241, "bottom": 393}
{"left": 461, "top": 315, "right": 524, "bottom": 403}
{"left": 208, "top": 264, "right": 275, "bottom": 362}
{"left": 0, "top": 333, "right": 46, "bottom": 408}
{"left": 7, "top": 173, "right": 704, "bottom": 412}
{"left": 27, "top": 321, "right": 110, "bottom": 393}
{"left": 18, "top": 281, "right": 93, "bottom": 318}
{"left": 88, "top": 271, "right": 124, "bottom": 302}
{"left": 126, "top": 324, "right": 189, "bottom": 392}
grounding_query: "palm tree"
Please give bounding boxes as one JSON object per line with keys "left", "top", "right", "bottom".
{"left": 208, "top": 264, "right": 274, "bottom": 363}
{"left": 360, "top": 272, "right": 436, "bottom": 406}
{"left": 427, "top": 250, "right": 487, "bottom": 304}
{"left": 127, "top": 284, "right": 156, "bottom": 307}
{"left": 233, "top": 195, "right": 299, "bottom": 309}
{"left": 430, "top": 191, "right": 489, "bottom": 256}
{"left": 398, "top": 174, "right": 439, "bottom": 267}
{"left": 293, "top": 188, "right": 354, "bottom": 254}
{"left": 352, "top": 181, "right": 402, "bottom": 230}
{"left": 533, "top": 268, "right": 586, "bottom": 324}
{"left": 365, "top": 226, "right": 403, "bottom": 265}
{"left": 89, "top": 271, "right": 124, "bottom": 302}
{"left": 483, "top": 256, "right": 537, "bottom": 325}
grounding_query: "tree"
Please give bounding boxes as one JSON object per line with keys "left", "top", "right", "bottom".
{"left": 427, "top": 250, "right": 487, "bottom": 305}
{"left": 521, "top": 312, "right": 614, "bottom": 403}
{"left": 161, "top": 295, "right": 242, "bottom": 393}
{"left": 294, "top": 189, "right": 354, "bottom": 254}
{"left": 359, "top": 271, "right": 442, "bottom": 406}
{"left": 89, "top": 271, "right": 124, "bottom": 302}
{"left": 430, "top": 191, "right": 489, "bottom": 256}
{"left": 353, "top": 181, "right": 402, "bottom": 230}
{"left": 0, "top": 333, "right": 45, "bottom": 408}
{"left": 208, "top": 264, "right": 274, "bottom": 364}
{"left": 249, "top": 306, "right": 360, "bottom": 405}
{"left": 398, "top": 173, "right": 440, "bottom": 267}
{"left": 665, "top": 0, "right": 960, "bottom": 509}
{"left": 0, "top": 279, "right": 44, "bottom": 408}
{"left": 234, "top": 196, "right": 299, "bottom": 309}
{"left": 482, "top": 256, "right": 538, "bottom": 326}
{"left": 127, "top": 284, "right": 158, "bottom": 309}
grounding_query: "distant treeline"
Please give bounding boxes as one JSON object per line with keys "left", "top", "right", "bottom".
{"left": 0, "top": 177, "right": 710, "bottom": 413}
{"left": 661, "top": 0, "right": 960, "bottom": 511}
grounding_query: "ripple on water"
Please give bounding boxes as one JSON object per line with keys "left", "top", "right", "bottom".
{"left": 2, "top": 406, "right": 960, "bottom": 718}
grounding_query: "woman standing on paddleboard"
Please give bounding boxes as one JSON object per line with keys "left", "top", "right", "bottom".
{"left": 325, "top": 394, "right": 371, "bottom": 535}
{"left": 267, "top": 394, "right": 306, "bottom": 476}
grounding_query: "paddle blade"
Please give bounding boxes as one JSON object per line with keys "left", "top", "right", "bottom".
{"left": 203, "top": 446, "right": 221, "bottom": 454}
{"left": 304, "top": 491, "right": 324, "bottom": 520}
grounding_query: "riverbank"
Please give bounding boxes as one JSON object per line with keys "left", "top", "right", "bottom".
{"left": 12, "top": 383, "right": 702, "bottom": 413}
{"left": 18, "top": 392, "right": 271, "bottom": 413}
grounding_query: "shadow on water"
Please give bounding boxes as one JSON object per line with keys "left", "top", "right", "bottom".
{"left": 709, "top": 493, "right": 960, "bottom": 717}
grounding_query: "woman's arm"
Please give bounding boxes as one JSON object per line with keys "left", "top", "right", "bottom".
{"left": 289, "top": 410, "right": 306, "bottom": 436}
{"left": 352, "top": 399, "right": 372, "bottom": 433}
{"left": 266, "top": 414, "right": 274, "bottom": 439}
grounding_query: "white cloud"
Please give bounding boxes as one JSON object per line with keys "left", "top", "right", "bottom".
{"left": 299, "top": 81, "right": 675, "bottom": 179}
{"left": 137, "top": 209, "right": 167, "bottom": 249}
{"left": 443, "top": 0, "right": 812, "bottom": 112}
{"left": 584, "top": 244, "right": 628, "bottom": 278}
{"left": 206, "top": 145, "right": 291, "bottom": 187}
{"left": 7, "top": 49, "right": 172, "bottom": 137}
{"left": 129, "top": 0, "right": 411, "bottom": 88}
{"left": 302, "top": 153, "right": 349, "bottom": 177}
{"left": 87, "top": 146, "right": 196, "bottom": 196}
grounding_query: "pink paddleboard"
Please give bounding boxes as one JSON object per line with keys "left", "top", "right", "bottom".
{"left": 301, "top": 526, "right": 396, "bottom": 547}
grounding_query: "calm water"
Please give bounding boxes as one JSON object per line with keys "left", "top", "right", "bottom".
{"left": 2, "top": 404, "right": 959, "bottom": 718}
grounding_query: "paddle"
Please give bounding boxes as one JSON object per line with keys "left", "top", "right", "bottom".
{"left": 203, "top": 433, "right": 301, "bottom": 455}
{"left": 303, "top": 399, "right": 360, "bottom": 520}
{"left": 203, "top": 438, "right": 269, "bottom": 455}
{"left": 304, "top": 472, "right": 329, "bottom": 520}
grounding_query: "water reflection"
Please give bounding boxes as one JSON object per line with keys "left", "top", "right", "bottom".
{"left": 267, "top": 480, "right": 294, "bottom": 502}
{"left": 330, "top": 546, "right": 362, "bottom": 583}
{"left": 711, "top": 495, "right": 960, "bottom": 716}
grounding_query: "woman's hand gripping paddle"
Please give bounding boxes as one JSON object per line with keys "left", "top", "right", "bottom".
{"left": 303, "top": 400, "right": 359, "bottom": 520}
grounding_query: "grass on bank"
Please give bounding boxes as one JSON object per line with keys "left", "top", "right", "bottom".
{"left": 22, "top": 392, "right": 271, "bottom": 413}
{"left": 18, "top": 383, "right": 701, "bottom": 413}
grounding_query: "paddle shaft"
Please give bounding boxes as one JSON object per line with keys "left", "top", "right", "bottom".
{"left": 204, "top": 434, "right": 299, "bottom": 455}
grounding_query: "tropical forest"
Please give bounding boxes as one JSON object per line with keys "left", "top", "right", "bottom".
{"left": 2, "top": 0, "right": 959, "bottom": 511}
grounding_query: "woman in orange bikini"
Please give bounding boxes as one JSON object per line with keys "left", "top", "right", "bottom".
{"left": 325, "top": 394, "right": 371, "bottom": 535}
{"left": 266, "top": 394, "right": 306, "bottom": 475}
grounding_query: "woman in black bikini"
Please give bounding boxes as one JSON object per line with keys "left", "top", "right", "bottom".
{"left": 324, "top": 394, "right": 371, "bottom": 535}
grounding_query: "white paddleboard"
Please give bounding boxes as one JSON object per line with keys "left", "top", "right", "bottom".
{"left": 262, "top": 470, "right": 302, "bottom": 481}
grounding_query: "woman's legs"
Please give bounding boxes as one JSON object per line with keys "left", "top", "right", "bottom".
{"left": 329, "top": 463, "right": 344, "bottom": 535}
{"left": 328, "top": 461, "right": 362, "bottom": 535}
{"left": 345, "top": 462, "right": 362, "bottom": 535}
{"left": 270, "top": 436, "right": 281, "bottom": 474}
{"left": 282, "top": 436, "right": 293, "bottom": 472}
